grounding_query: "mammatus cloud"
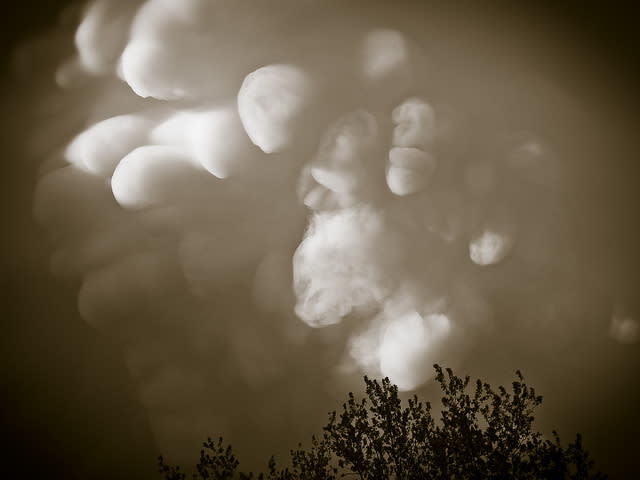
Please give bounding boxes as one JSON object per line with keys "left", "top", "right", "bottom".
{"left": 238, "top": 64, "right": 316, "bottom": 154}
{"left": 19, "top": 0, "right": 636, "bottom": 469}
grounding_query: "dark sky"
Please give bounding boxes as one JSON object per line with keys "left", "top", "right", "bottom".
{"left": 1, "top": 2, "right": 639, "bottom": 479}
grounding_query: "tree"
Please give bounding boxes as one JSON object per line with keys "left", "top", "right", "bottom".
{"left": 159, "top": 364, "right": 606, "bottom": 479}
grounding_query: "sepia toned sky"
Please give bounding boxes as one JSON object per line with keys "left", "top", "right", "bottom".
{"left": 1, "top": 1, "right": 639, "bottom": 479}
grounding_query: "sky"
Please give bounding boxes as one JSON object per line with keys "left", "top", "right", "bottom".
{"left": 1, "top": 1, "right": 639, "bottom": 479}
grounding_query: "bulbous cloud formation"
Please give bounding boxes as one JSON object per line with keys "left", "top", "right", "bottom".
{"left": 238, "top": 64, "right": 316, "bottom": 154}
{"left": 22, "top": 0, "right": 630, "bottom": 470}
{"left": 293, "top": 206, "right": 401, "bottom": 328}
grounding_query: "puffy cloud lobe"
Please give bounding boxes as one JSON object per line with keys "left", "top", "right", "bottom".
{"left": 120, "top": 38, "right": 214, "bottom": 100}
{"left": 386, "top": 98, "right": 439, "bottom": 196}
{"left": 386, "top": 147, "right": 437, "bottom": 196}
{"left": 469, "top": 230, "right": 512, "bottom": 266}
{"left": 297, "top": 169, "right": 358, "bottom": 213}
{"left": 310, "top": 109, "right": 381, "bottom": 196}
{"left": 118, "top": 0, "right": 319, "bottom": 100}
{"left": 391, "top": 97, "right": 436, "bottom": 149}
{"left": 65, "top": 112, "right": 156, "bottom": 177}
{"left": 302, "top": 183, "right": 350, "bottom": 211}
{"left": 119, "top": 0, "right": 219, "bottom": 99}
{"left": 187, "top": 109, "right": 260, "bottom": 178}
{"left": 362, "top": 29, "right": 410, "bottom": 80}
{"left": 345, "top": 281, "right": 487, "bottom": 392}
{"left": 149, "top": 106, "right": 262, "bottom": 179}
{"left": 75, "top": 0, "right": 143, "bottom": 75}
{"left": 238, "top": 65, "right": 316, "bottom": 154}
{"left": 379, "top": 311, "right": 451, "bottom": 391}
{"left": 297, "top": 109, "right": 387, "bottom": 212}
{"left": 129, "top": 0, "right": 208, "bottom": 35}
{"left": 360, "top": 29, "right": 415, "bottom": 101}
{"left": 469, "top": 208, "right": 516, "bottom": 266}
{"left": 111, "top": 145, "right": 215, "bottom": 209}
{"left": 293, "top": 207, "right": 401, "bottom": 328}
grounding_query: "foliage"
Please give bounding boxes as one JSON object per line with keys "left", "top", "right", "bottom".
{"left": 159, "top": 364, "right": 606, "bottom": 479}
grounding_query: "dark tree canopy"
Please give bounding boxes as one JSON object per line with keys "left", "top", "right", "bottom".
{"left": 159, "top": 365, "right": 606, "bottom": 480}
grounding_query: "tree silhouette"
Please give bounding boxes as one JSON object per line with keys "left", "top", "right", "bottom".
{"left": 159, "top": 364, "right": 606, "bottom": 479}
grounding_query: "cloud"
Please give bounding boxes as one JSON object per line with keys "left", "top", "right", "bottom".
{"left": 238, "top": 64, "right": 316, "bottom": 154}
{"left": 17, "top": 0, "right": 637, "bottom": 471}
